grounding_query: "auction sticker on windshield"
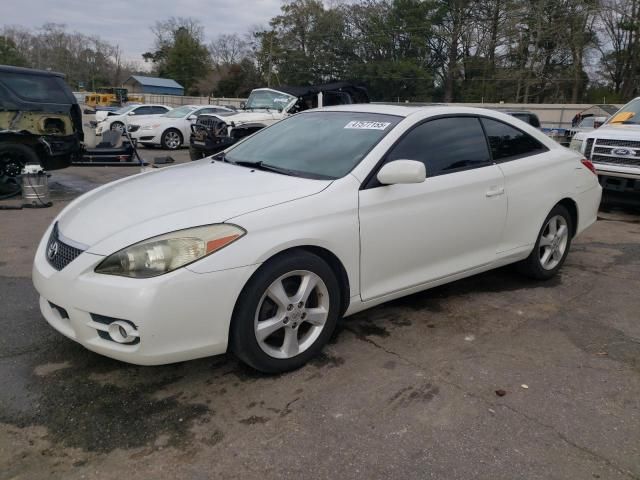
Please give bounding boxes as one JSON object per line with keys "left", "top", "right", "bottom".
{"left": 344, "top": 121, "right": 391, "bottom": 130}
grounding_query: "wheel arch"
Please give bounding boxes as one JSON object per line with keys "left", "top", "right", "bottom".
{"left": 557, "top": 197, "right": 578, "bottom": 237}
{"left": 237, "top": 245, "right": 351, "bottom": 317}
{"left": 162, "top": 127, "right": 183, "bottom": 143}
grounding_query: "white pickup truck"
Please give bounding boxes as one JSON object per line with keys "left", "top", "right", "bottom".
{"left": 570, "top": 98, "right": 640, "bottom": 195}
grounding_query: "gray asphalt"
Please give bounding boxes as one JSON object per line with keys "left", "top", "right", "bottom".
{"left": 1, "top": 150, "right": 639, "bottom": 479}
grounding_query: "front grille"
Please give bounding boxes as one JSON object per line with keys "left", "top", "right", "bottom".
{"left": 591, "top": 138, "right": 640, "bottom": 168}
{"left": 592, "top": 154, "right": 640, "bottom": 167}
{"left": 593, "top": 146, "right": 640, "bottom": 156}
{"left": 46, "top": 223, "right": 84, "bottom": 271}
{"left": 584, "top": 138, "right": 594, "bottom": 160}
{"left": 594, "top": 138, "right": 640, "bottom": 149}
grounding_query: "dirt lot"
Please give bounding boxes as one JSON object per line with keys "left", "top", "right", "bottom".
{"left": 1, "top": 150, "right": 639, "bottom": 479}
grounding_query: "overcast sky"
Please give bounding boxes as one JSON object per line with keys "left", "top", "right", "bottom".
{"left": 5, "top": 0, "right": 284, "bottom": 64}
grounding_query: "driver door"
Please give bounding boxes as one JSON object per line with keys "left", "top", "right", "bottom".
{"left": 358, "top": 116, "right": 507, "bottom": 301}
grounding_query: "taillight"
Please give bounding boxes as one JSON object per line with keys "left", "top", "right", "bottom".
{"left": 581, "top": 159, "right": 597, "bottom": 175}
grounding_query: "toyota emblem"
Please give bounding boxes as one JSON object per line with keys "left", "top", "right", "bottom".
{"left": 47, "top": 241, "right": 59, "bottom": 260}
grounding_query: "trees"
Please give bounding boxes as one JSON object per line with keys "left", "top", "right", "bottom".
{"left": 1, "top": 2, "right": 638, "bottom": 102}
{"left": 0, "top": 36, "right": 27, "bottom": 67}
{"left": 143, "top": 17, "right": 211, "bottom": 94}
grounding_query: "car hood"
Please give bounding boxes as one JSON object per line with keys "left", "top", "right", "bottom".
{"left": 580, "top": 123, "right": 640, "bottom": 139}
{"left": 58, "top": 160, "right": 331, "bottom": 255}
{"left": 206, "top": 111, "right": 284, "bottom": 124}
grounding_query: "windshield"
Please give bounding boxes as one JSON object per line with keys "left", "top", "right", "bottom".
{"left": 165, "top": 105, "right": 197, "bottom": 118}
{"left": 607, "top": 98, "right": 640, "bottom": 125}
{"left": 245, "top": 89, "right": 295, "bottom": 111}
{"left": 114, "top": 105, "right": 137, "bottom": 115}
{"left": 225, "top": 111, "right": 401, "bottom": 179}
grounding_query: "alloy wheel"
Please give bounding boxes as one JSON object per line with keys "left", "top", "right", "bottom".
{"left": 164, "top": 131, "right": 181, "bottom": 149}
{"left": 538, "top": 214, "right": 569, "bottom": 270}
{"left": 254, "top": 270, "right": 330, "bottom": 359}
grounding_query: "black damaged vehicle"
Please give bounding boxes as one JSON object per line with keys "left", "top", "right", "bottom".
{"left": 0, "top": 65, "right": 83, "bottom": 178}
{"left": 189, "top": 82, "right": 369, "bottom": 160}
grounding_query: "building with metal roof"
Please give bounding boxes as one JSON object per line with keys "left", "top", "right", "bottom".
{"left": 122, "top": 75, "right": 184, "bottom": 96}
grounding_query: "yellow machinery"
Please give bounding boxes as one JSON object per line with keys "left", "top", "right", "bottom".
{"left": 84, "top": 88, "right": 144, "bottom": 108}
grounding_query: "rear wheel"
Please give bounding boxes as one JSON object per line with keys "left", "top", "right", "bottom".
{"left": 161, "top": 129, "right": 182, "bottom": 150}
{"left": 230, "top": 251, "right": 341, "bottom": 373}
{"left": 518, "top": 204, "right": 573, "bottom": 280}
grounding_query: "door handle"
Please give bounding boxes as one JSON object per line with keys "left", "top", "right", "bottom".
{"left": 486, "top": 186, "right": 505, "bottom": 197}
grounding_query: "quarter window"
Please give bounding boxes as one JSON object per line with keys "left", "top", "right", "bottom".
{"left": 386, "top": 117, "right": 491, "bottom": 176}
{"left": 481, "top": 118, "right": 547, "bottom": 161}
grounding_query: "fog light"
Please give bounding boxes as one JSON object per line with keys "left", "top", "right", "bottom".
{"left": 107, "top": 320, "right": 138, "bottom": 344}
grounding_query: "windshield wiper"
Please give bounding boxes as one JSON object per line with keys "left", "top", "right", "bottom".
{"left": 233, "top": 160, "right": 297, "bottom": 176}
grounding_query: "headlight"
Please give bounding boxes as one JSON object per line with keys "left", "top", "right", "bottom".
{"left": 95, "top": 224, "right": 246, "bottom": 278}
{"left": 569, "top": 137, "right": 584, "bottom": 152}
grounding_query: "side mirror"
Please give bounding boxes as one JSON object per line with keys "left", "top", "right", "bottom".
{"left": 239, "top": 102, "right": 246, "bottom": 109}
{"left": 377, "top": 160, "right": 426, "bottom": 185}
{"left": 127, "top": 111, "right": 136, "bottom": 116}
{"left": 187, "top": 115, "right": 197, "bottom": 121}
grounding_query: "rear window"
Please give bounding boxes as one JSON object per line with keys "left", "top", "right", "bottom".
{"left": 481, "top": 118, "right": 547, "bottom": 161}
{"left": 0, "top": 72, "right": 71, "bottom": 104}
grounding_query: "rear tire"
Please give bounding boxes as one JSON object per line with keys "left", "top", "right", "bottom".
{"left": 517, "top": 204, "right": 573, "bottom": 280}
{"left": 230, "top": 250, "right": 341, "bottom": 373}
{"left": 189, "top": 146, "right": 207, "bottom": 161}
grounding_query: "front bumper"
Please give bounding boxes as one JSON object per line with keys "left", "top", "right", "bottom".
{"left": 593, "top": 163, "right": 640, "bottom": 181}
{"left": 32, "top": 224, "right": 259, "bottom": 365}
{"left": 129, "top": 129, "right": 161, "bottom": 145}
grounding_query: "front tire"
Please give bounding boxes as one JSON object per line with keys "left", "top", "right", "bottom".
{"left": 230, "top": 251, "right": 341, "bottom": 373}
{"left": 110, "top": 121, "right": 125, "bottom": 132}
{"left": 518, "top": 204, "right": 573, "bottom": 280}
{"left": 0, "top": 143, "right": 40, "bottom": 178}
{"left": 161, "top": 129, "right": 182, "bottom": 150}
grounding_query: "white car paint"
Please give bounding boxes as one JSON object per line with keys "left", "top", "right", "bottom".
{"left": 33, "top": 104, "right": 601, "bottom": 366}
{"left": 130, "top": 105, "right": 234, "bottom": 148}
{"left": 94, "top": 104, "right": 171, "bottom": 135}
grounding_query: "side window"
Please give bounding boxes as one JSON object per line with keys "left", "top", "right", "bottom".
{"left": 481, "top": 118, "right": 547, "bottom": 162}
{"left": 133, "top": 106, "right": 153, "bottom": 115}
{"left": 156, "top": 106, "right": 170, "bottom": 114}
{"left": 386, "top": 117, "right": 491, "bottom": 177}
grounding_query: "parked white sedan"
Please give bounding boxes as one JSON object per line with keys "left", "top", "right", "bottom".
{"left": 95, "top": 104, "right": 172, "bottom": 135}
{"left": 129, "top": 105, "right": 233, "bottom": 149}
{"left": 33, "top": 105, "right": 601, "bottom": 372}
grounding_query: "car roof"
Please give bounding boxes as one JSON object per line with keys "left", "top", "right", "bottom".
{"left": 319, "top": 103, "right": 538, "bottom": 120}
{"left": 319, "top": 104, "right": 432, "bottom": 117}
{"left": 0, "top": 64, "right": 65, "bottom": 78}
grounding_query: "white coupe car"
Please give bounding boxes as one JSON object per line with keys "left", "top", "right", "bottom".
{"left": 95, "top": 104, "right": 172, "bottom": 135}
{"left": 129, "top": 105, "right": 233, "bottom": 150}
{"left": 33, "top": 105, "right": 601, "bottom": 373}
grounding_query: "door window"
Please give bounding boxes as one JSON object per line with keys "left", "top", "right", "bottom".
{"left": 152, "top": 106, "right": 170, "bottom": 114}
{"left": 385, "top": 117, "right": 491, "bottom": 177}
{"left": 133, "top": 106, "right": 153, "bottom": 115}
{"left": 481, "top": 118, "right": 547, "bottom": 161}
